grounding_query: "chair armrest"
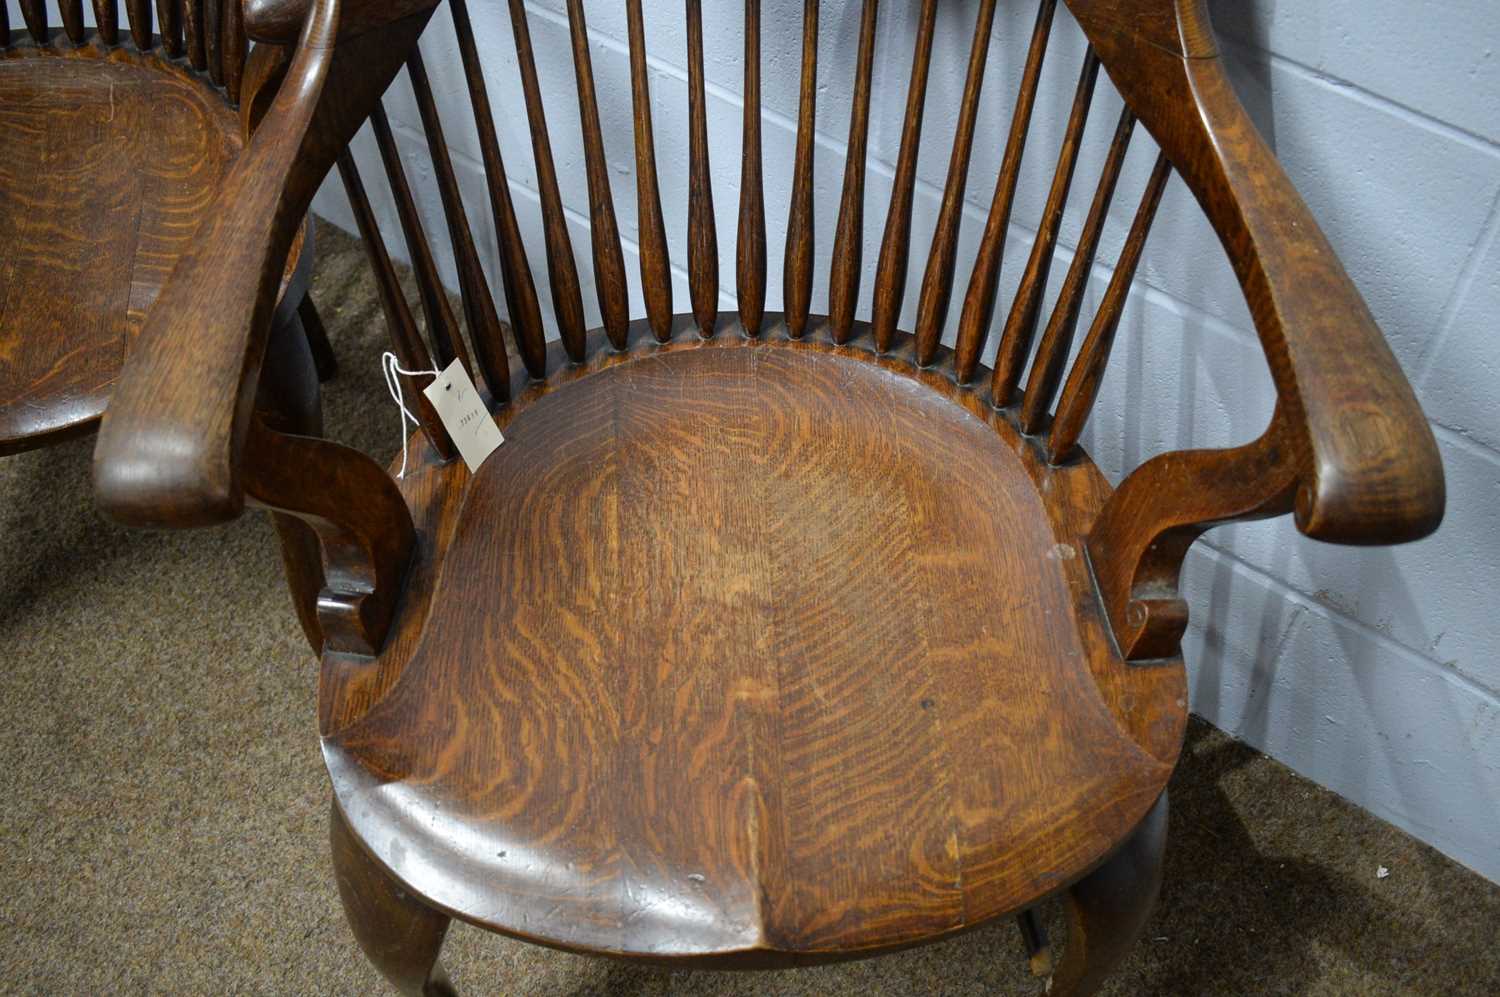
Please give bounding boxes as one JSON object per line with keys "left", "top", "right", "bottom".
{"left": 93, "top": 0, "right": 431, "bottom": 528}
{"left": 1068, "top": 0, "right": 1444, "bottom": 545}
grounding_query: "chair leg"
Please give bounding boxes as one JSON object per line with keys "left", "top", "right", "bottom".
{"left": 1049, "top": 791, "right": 1168, "bottom": 996}
{"left": 300, "top": 294, "right": 339, "bottom": 382}
{"left": 257, "top": 308, "right": 328, "bottom": 655}
{"left": 330, "top": 804, "right": 456, "bottom": 996}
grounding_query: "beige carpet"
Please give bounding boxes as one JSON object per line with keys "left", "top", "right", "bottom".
{"left": 2, "top": 225, "right": 1496, "bottom": 995}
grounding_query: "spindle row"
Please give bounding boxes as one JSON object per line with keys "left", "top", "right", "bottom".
{"left": 341, "top": 0, "right": 1173, "bottom": 468}
{"left": 3, "top": 0, "right": 248, "bottom": 103}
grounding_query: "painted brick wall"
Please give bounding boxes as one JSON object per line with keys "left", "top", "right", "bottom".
{"left": 308, "top": 0, "right": 1500, "bottom": 886}
{"left": 13, "top": 0, "right": 1491, "bottom": 880}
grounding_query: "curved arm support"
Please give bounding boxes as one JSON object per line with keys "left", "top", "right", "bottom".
{"left": 244, "top": 420, "right": 416, "bottom": 656}
{"left": 1086, "top": 412, "right": 1299, "bottom": 660}
{"left": 93, "top": 0, "right": 433, "bottom": 529}
{"left": 1066, "top": 0, "right": 1444, "bottom": 546}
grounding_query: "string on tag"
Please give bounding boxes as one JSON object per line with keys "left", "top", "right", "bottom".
{"left": 381, "top": 351, "right": 442, "bottom": 479}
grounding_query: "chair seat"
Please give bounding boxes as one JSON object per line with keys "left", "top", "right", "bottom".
{"left": 0, "top": 44, "right": 243, "bottom": 453}
{"left": 320, "top": 322, "right": 1188, "bottom": 965}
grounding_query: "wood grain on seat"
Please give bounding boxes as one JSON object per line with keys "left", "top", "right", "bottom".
{"left": 0, "top": 44, "right": 241, "bottom": 454}
{"left": 322, "top": 320, "right": 1186, "bottom": 964}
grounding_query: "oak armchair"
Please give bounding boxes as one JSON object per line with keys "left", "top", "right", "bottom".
{"left": 0, "top": 0, "right": 332, "bottom": 462}
{"left": 92, "top": 0, "right": 1443, "bottom": 993}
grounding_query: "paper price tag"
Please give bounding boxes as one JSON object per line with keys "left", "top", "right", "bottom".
{"left": 422, "top": 359, "right": 504, "bottom": 473}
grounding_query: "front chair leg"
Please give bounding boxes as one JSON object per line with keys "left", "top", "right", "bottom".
{"left": 1049, "top": 791, "right": 1168, "bottom": 996}
{"left": 330, "top": 804, "right": 457, "bottom": 997}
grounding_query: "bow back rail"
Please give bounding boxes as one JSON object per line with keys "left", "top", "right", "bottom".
{"left": 90, "top": 0, "right": 1442, "bottom": 669}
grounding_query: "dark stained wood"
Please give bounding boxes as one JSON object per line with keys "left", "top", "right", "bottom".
{"left": 124, "top": 0, "right": 149, "bottom": 49}
{"left": 507, "top": 0, "right": 587, "bottom": 362}
{"left": 299, "top": 294, "right": 338, "bottom": 383}
{"left": 1087, "top": 420, "right": 1298, "bottom": 661}
{"left": 1048, "top": 151, "right": 1171, "bottom": 464}
{"left": 84, "top": 0, "right": 1450, "bottom": 991}
{"left": 331, "top": 803, "right": 456, "bottom": 997}
{"left": 1049, "top": 792, "right": 1167, "bottom": 995}
{"left": 0, "top": 44, "right": 248, "bottom": 454}
{"left": 685, "top": 0, "right": 719, "bottom": 338}
{"left": 334, "top": 149, "right": 455, "bottom": 461}
{"left": 245, "top": 414, "right": 415, "bottom": 657}
{"left": 92, "top": 0, "right": 118, "bottom": 45}
{"left": 237, "top": 7, "right": 290, "bottom": 135}
{"left": 241, "top": 0, "right": 442, "bottom": 47}
{"left": 565, "top": 0, "right": 629, "bottom": 350}
{"left": 368, "top": 102, "right": 470, "bottom": 384}
{"left": 19, "top": 0, "right": 46, "bottom": 43}
{"left": 254, "top": 300, "right": 329, "bottom": 655}
{"left": 95, "top": 0, "right": 434, "bottom": 527}
{"left": 184, "top": 0, "right": 206, "bottom": 69}
{"left": 990, "top": 48, "right": 1100, "bottom": 405}
{"left": 1019, "top": 106, "right": 1135, "bottom": 434}
{"left": 828, "top": 0, "right": 878, "bottom": 345}
{"left": 205, "top": 0, "right": 224, "bottom": 85}
{"left": 406, "top": 48, "right": 499, "bottom": 393}
{"left": 448, "top": 0, "right": 545, "bottom": 381}
{"left": 736, "top": 0, "right": 767, "bottom": 336}
{"left": 156, "top": 0, "right": 183, "bottom": 56}
{"left": 224, "top": 0, "right": 247, "bottom": 103}
{"left": 913, "top": 0, "right": 997, "bottom": 366}
{"left": 783, "top": 0, "right": 818, "bottom": 340}
{"left": 323, "top": 321, "right": 1183, "bottom": 965}
{"left": 626, "top": 0, "right": 673, "bottom": 342}
{"left": 60, "top": 0, "right": 87, "bottom": 46}
{"left": 1017, "top": 908, "right": 1053, "bottom": 977}
{"left": 870, "top": 0, "right": 938, "bottom": 352}
{"left": 954, "top": 0, "right": 1057, "bottom": 383}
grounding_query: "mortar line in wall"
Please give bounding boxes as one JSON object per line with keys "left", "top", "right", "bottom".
{"left": 1218, "top": 36, "right": 1500, "bottom": 157}
{"left": 1194, "top": 540, "right": 1500, "bottom": 708}
{"left": 1415, "top": 187, "right": 1500, "bottom": 385}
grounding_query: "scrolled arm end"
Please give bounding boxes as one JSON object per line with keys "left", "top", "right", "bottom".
{"left": 93, "top": 416, "right": 246, "bottom": 529}
{"left": 1293, "top": 400, "right": 1445, "bottom": 546}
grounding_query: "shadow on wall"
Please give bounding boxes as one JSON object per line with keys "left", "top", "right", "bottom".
{"left": 1206, "top": 0, "right": 1277, "bottom": 152}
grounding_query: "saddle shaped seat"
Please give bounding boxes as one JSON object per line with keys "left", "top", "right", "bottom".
{"left": 0, "top": 38, "right": 308, "bottom": 455}
{"left": 319, "top": 320, "right": 1186, "bottom": 962}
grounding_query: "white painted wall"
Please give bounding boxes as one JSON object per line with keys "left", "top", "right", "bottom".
{"left": 13, "top": 0, "right": 1493, "bottom": 881}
